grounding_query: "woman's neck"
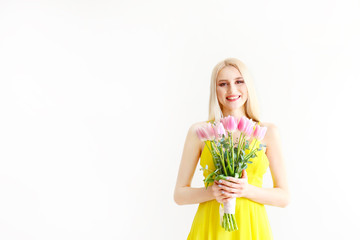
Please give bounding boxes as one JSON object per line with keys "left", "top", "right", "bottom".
{"left": 221, "top": 109, "right": 246, "bottom": 120}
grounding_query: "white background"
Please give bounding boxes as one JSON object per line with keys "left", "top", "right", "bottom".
{"left": 1, "top": 0, "right": 359, "bottom": 239}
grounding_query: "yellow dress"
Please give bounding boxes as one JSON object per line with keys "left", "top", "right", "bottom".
{"left": 187, "top": 137, "right": 273, "bottom": 240}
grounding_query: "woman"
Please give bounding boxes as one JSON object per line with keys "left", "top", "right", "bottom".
{"left": 173, "top": 58, "right": 290, "bottom": 239}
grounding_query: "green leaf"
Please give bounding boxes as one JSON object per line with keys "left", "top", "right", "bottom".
{"left": 224, "top": 151, "right": 228, "bottom": 161}
{"left": 233, "top": 152, "right": 237, "bottom": 160}
{"left": 215, "top": 175, "right": 228, "bottom": 181}
{"left": 204, "top": 171, "right": 216, "bottom": 184}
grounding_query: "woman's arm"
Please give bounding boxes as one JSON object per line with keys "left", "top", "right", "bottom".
{"left": 217, "top": 123, "right": 290, "bottom": 208}
{"left": 246, "top": 123, "right": 290, "bottom": 207}
{"left": 173, "top": 123, "right": 217, "bottom": 205}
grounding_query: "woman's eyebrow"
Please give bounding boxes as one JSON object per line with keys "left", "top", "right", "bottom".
{"left": 218, "top": 77, "right": 244, "bottom": 82}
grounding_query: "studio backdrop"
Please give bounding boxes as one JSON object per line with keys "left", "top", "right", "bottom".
{"left": 0, "top": 0, "right": 359, "bottom": 239}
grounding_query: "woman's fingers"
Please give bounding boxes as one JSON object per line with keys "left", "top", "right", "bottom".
{"left": 223, "top": 177, "right": 246, "bottom": 184}
{"left": 218, "top": 179, "right": 245, "bottom": 191}
{"left": 212, "top": 183, "right": 224, "bottom": 198}
{"left": 217, "top": 180, "right": 248, "bottom": 198}
{"left": 214, "top": 179, "right": 247, "bottom": 202}
{"left": 222, "top": 197, "right": 233, "bottom": 203}
{"left": 218, "top": 179, "right": 236, "bottom": 188}
{"left": 217, "top": 185, "right": 236, "bottom": 198}
{"left": 241, "top": 169, "right": 247, "bottom": 179}
{"left": 212, "top": 182, "right": 233, "bottom": 203}
{"left": 221, "top": 191, "right": 236, "bottom": 198}
{"left": 218, "top": 184, "right": 236, "bottom": 193}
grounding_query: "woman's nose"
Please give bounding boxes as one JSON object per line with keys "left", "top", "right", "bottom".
{"left": 228, "top": 82, "right": 237, "bottom": 91}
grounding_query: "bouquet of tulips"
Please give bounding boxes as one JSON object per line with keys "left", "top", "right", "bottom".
{"left": 195, "top": 115, "right": 267, "bottom": 232}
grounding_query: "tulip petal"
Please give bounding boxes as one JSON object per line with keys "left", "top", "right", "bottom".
{"left": 237, "top": 116, "right": 247, "bottom": 132}
{"left": 259, "top": 127, "right": 267, "bottom": 140}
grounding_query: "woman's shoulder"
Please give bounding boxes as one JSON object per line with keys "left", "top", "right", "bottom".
{"left": 188, "top": 120, "right": 209, "bottom": 131}
{"left": 259, "top": 121, "right": 277, "bottom": 129}
{"left": 259, "top": 121, "right": 280, "bottom": 146}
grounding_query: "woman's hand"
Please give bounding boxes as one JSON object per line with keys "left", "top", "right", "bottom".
{"left": 214, "top": 170, "right": 249, "bottom": 203}
{"left": 211, "top": 181, "right": 228, "bottom": 204}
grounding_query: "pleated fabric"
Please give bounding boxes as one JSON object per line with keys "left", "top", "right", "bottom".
{"left": 187, "top": 136, "right": 273, "bottom": 240}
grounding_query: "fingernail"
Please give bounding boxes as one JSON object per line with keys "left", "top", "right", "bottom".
{"left": 219, "top": 180, "right": 222, "bottom": 183}
{"left": 221, "top": 191, "right": 224, "bottom": 194}
{"left": 218, "top": 184, "right": 222, "bottom": 188}
{"left": 226, "top": 177, "right": 229, "bottom": 180}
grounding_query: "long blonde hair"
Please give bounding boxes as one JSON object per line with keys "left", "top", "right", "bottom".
{"left": 208, "top": 58, "right": 260, "bottom": 123}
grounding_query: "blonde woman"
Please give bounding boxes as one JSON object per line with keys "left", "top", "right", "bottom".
{"left": 174, "top": 58, "right": 290, "bottom": 239}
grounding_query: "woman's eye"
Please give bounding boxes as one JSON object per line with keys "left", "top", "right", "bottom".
{"left": 219, "top": 81, "right": 243, "bottom": 87}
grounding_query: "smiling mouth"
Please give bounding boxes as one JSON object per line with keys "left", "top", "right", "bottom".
{"left": 226, "top": 95, "right": 241, "bottom": 101}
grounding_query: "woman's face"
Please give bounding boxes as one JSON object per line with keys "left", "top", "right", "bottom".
{"left": 216, "top": 66, "right": 248, "bottom": 113}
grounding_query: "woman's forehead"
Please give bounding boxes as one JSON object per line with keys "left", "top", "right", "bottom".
{"left": 217, "top": 66, "right": 243, "bottom": 81}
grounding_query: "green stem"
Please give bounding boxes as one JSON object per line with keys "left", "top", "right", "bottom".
{"left": 236, "top": 132, "right": 243, "bottom": 161}
{"left": 232, "top": 214, "right": 238, "bottom": 230}
{"left": 226, "top": 214, "right": 229, "bottom": 231}
{"left": 215, "top": 141, "right": 228, "bottom": 176}
{"left": 227, "top": 133, "right": 234, "bottom": 176}
{"left": 228, "top": 214, "right": 234, "bottom": 231}
{"left": 244, "top": 139, "right": 259, "bottom": 161}
{"left": 231, "top": 133, "right": 235, "bottom": 175}
{"left": 230, "top": 214, "right": 234, "bottom": 231}
{"left": 223, "top": 214, "right": 226, "bottom": 230}
{"left": 219, "top": 145, "right": 228, "bottom": 176}
{"left": 249, "top": 138, "right": 258, "bottom": 154}
{"left": 205, "top": 141, "right": 218, "bottom": 170}
{"left": 226, "top": 214, "right": 230, "bottom": 231}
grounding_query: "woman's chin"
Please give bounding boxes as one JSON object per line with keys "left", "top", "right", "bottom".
{"left": 223, "top": 105, "right": 245, "bottom": 113}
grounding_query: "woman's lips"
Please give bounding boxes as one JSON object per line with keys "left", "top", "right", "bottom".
{"left": 226, "top": 95, "right": 241, "bottom": 102}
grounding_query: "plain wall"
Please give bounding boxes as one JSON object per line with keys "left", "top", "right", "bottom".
{"left": 1, "top": 0, "right": 359, "bottom": 239}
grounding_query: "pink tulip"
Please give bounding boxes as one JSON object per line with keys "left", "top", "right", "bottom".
{"left": 220, "top": 115, "right": 237, "bottom": 133}
{"left": 213, "top": 122, "right": 227, "bottom": 140}
{"left": 237, "top": 116, "right": 248, "bottom": 132}
{"left": 258, "top": 126, "right": 267, "bottom": 140}
{"left": 244, "top": 119, "right": 255, "bottom": 136}
{"left": 204, "top": 122, "right": 216, "bottom": 140}
{"left": 195, "top": 123, "right": 215, "bottom": 141}
{"left": 196, "top": 127, "right": 208, "bottom": 141}
{"left": 253, "top": 124, "right": 260, "bottom": 138}
{"left": 252, "top": 124, "right": 268, "bottom": 141}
